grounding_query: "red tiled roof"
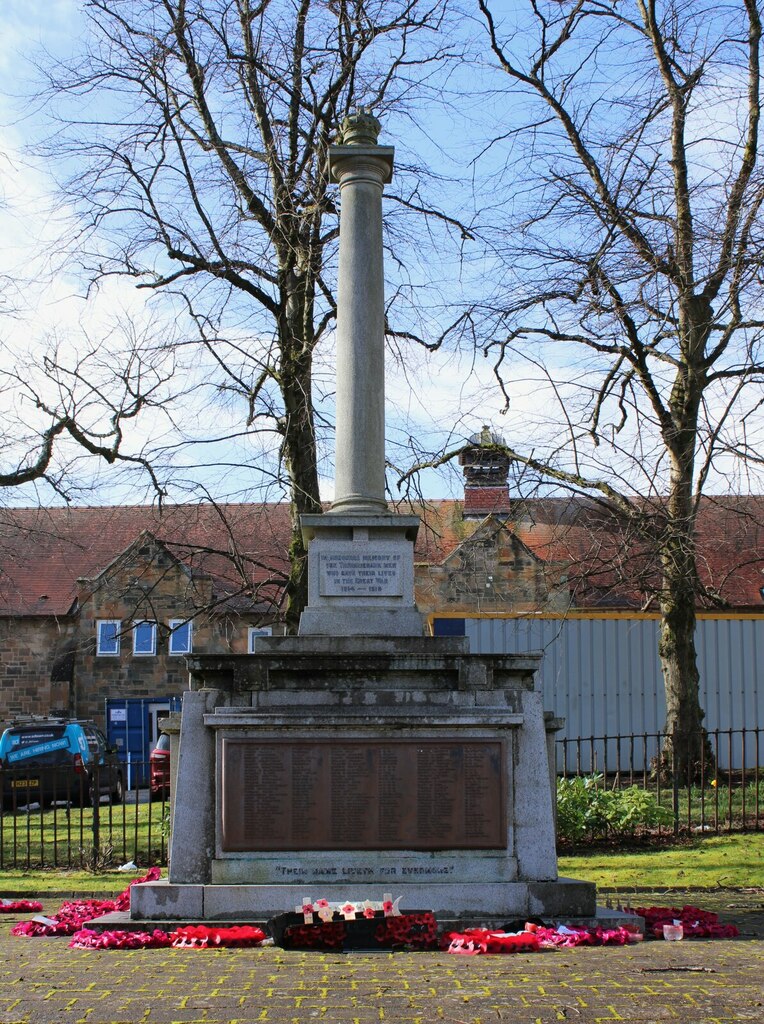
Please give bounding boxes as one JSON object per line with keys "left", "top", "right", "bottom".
{"left": 0, "top": 504, "right": 293, "bottom": 616}
{"left": 1, "top": 496, "right": 763, "bottom": 616}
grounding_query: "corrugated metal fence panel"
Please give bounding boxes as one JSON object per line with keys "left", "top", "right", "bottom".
{"left": 466, "top": 617, "right": 764, "bottom": 770}
{"left": 695, "top": 618, "right": 763, "bottom": 732}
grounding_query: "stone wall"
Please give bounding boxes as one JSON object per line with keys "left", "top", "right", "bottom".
{"left": 72, "top": 535, "right": 259, "bottom": 725}
{"left": 0, "top": 617, "right": 61, "bottom": 723}
{"left": 416, "top": 517, "right": 570, "bottom": 618}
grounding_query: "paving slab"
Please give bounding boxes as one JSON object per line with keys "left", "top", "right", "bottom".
{"left": 0, "top": 889, "right": 762, "bottom": 1024}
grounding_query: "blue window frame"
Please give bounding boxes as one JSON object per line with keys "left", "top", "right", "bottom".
{"left": 96, "top": 619, "right": 120, "bottom": 656}
{"left": 168, "top": 619, "right": 192, "bottom": 655}
{"left": 133, "top": 621, "right": 157, "bottom": 656}
{"left": 248, "top": 626, "right": 272, "bottom": 653}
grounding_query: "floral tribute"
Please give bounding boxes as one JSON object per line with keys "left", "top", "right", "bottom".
{"left": 272, "top": 894, "right": 438, "bottom": 951}
{"left": 11, "top": 869, "right": 269, "bottom": 951}
{"left": 11, "top": 867, "right": 161, "bottom": 938}
{"left": 295, "top": 894, "right": 401, "bottom": 923}
{"left": 623, "top": 905, "right": 740, "bottom": 940}
{"left": 69, "top": 928, "right": 173, "bottom": 950}
{"left": 279, "top": 912, "right": 438, "bottom": 951}
{"left": 532, "top": 924, "right": 642, "bottom": 949}
{"left": 0, "top": 899, "right": 43, "bottom": 914}
{"left": 441, "top": 928, "right": 541, "bottom": 955}
{"left": 440, "top": 923, "right": 642, "bottom": 955}
{"left": 68, "top": 924, "right": 267, "bottom": 950}
{"left": 169, "top": 925, "right": 267, "bottom": 948}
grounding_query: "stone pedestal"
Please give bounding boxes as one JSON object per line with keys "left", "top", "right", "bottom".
{"left": 130, "top": 636, "right": 596, "bottom": 923}
{"left": 298, "top": 514, "right": 423, "bottom": 636}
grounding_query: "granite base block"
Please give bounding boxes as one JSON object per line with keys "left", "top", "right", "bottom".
{"left": 130, "top": 878, "right": 596, "bottom": 923}
{"left": 130, "top": 882, "right": 204, "bottom": 920}
{"left": 298, "top": 606, "right": 424, "bottom": 637}
{"left": 529, "top": 878, "right": 597, "bottom": 918}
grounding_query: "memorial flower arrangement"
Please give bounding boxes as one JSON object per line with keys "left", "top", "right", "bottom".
{"left": 7, "top": 880, "right": 737, "bottom": 953}
{"left": 623, "top": 904, "right": 739, "bottom": 940}
{"left": 441, "top": 923, "right": 641, "bottom": 954}
{"left": 11, "top": 867, "right": 161, "bottom": 937}
{"left": 269, "top": 893, "right": 439, "bottom": 951}
{"left": 0, "top": 899, "right": 43, "bottom": 914}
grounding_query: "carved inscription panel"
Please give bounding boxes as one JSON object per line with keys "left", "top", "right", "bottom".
{"left": 319, "top": 552, "right": 403, "bottom": 596}
{"left": 221, "top": 739, "right": 505, "bottom": 852}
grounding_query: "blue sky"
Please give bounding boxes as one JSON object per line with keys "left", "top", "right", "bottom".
{"left": 2, "top": 1, "right": 763, "bottom": 509}
{"left": 0, "top": 1, "right": 517, "bottom": 509}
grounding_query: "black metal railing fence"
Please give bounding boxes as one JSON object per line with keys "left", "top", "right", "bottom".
{"left": 0, "top": 761, "right": 169, "bottom": 871}
{"left": 557, "top": 726, "right": 763, "bottom": 835}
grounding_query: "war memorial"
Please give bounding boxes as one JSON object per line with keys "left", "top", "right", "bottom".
{"left": 129, "top": 111, "right": 599, "bottom": 926}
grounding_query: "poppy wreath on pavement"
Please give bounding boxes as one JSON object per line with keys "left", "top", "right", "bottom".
{"left": 374, "top": 912, "right": 438, "bottom": 949}
{"left": 171, "top": 925, "right": 267, "bottom": 948}
{"left": 69, "top": 928, "right": 173, "bottom": 950}
{"left": 0, "top": 900, "right": 43, "bottom": 914}
{"left": 282, "top": 920, "right": 347, "bottom": 950}
{"left": 11, "top": 867, "right": 161, "bottom": 938}
{"left": 623, "top": 905, "right": 740, "bottom": 939}
{"left": 278, "top": 912, "right": 439, "bottom": 951}
{"left": 441, "top": 928, "right": 542, "bottom": 955}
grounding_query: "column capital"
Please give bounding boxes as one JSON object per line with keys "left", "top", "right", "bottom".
{"left": 328, "top": 145, "right": 394, "bottom": 185}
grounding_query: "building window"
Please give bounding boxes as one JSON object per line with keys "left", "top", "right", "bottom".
{"left": 96, "top": 619, "right": 121, "bottom": 656}
{"left": 248, "top": 626, "right": 272, "bottom": 653}
{"left": 133, "top": 620, "right": 157, "bottom": 656}
{"left": 168, "top": 619, "right": 193, "bottom": 655}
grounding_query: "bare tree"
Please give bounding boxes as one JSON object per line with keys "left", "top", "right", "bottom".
{"left": 441, "top": 0, "right": 764, "bottom": 773}
{"left": 1, "top": 327, "right": 172, "bottom": 502}
{"left": 40, "top": 0, "right": 460, "bottom": 631}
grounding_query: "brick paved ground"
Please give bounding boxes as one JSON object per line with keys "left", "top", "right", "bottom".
{"left": 0, "top": 890, "right": 762, "bottom": 1024}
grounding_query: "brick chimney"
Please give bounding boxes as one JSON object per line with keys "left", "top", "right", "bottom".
{"left": 458, "top": 425, "right": 512, "bottom": 519}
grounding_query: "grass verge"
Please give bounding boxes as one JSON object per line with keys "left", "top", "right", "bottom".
{"left": 559, "top": 832, "right": 764, "bottom": 889}
{"left": 0, "top": 867, "right": 150, "bottom": 895}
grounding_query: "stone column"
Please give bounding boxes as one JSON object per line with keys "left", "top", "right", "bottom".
{"left": 298, "top": 111, "right": 422, "bottom": 636}
{"left": 328, "top": 110, "right": 394, "bottom": 515}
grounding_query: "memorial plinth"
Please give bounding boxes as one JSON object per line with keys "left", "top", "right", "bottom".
{"left": 129, "top": 636, "right": 596, "bottom": 923}
{"left": 298, "top": 514, "right": 423, "bottom": 636}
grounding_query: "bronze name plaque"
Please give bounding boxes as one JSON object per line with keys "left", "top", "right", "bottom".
{"left": 220, "top": 738, "right": 505, "bottom": 852}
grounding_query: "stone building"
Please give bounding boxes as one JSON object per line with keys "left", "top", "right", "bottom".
{"left": 2, "top": 431, "right": 764, "bottom": 730}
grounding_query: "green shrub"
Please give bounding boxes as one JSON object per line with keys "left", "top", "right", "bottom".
{"left": 608, "top": 784, "right": 672, "bottom": 835}
{"left": 556, "top": 775, "right": 672, "bottom": 842}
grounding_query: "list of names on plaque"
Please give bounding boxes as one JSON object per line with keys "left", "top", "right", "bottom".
{"left": 221, "top": 739, "right": 505, "bottom": 852}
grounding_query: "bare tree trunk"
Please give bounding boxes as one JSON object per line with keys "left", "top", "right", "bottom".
{"left": 659, "top": 534, "right": 711, "bottom": 781}
{"left": 658, "top": 406, "right": 713, "bottom": 780}
{"left": 279, "top": 270, "right": 322, "bottom": 633}
{"left": 280, "top": 360, "right": 322, "bottom": 633}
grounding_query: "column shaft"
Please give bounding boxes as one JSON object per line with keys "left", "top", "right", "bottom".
{"left": 329, "top": 147, "right": 394, "bottom": 514}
